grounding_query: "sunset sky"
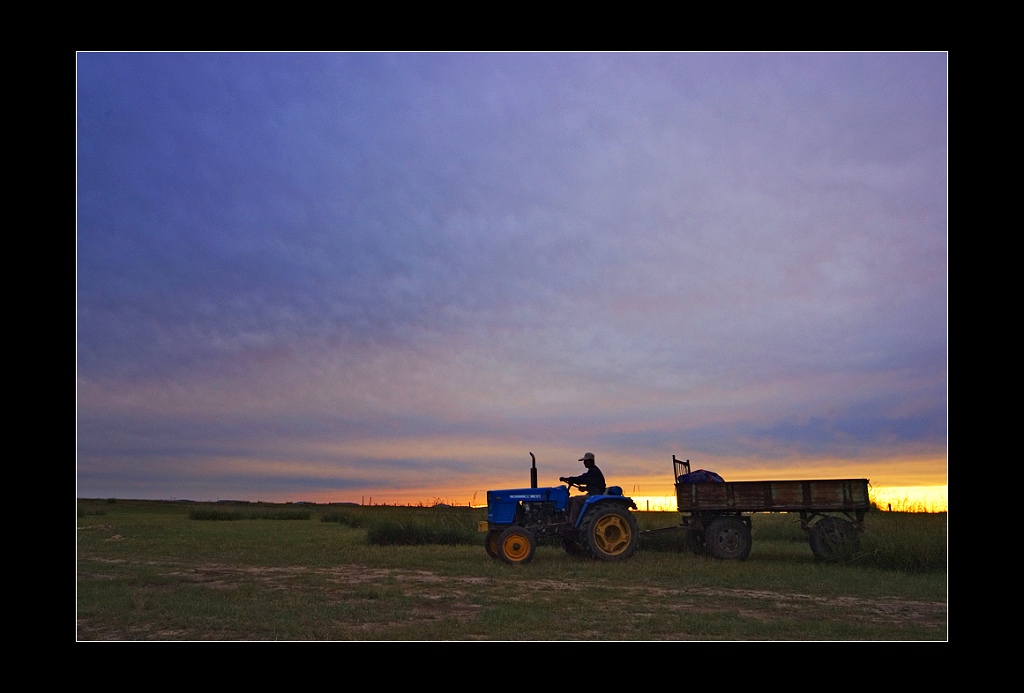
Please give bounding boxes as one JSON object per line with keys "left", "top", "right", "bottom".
{"left": 76, "top": 52, "right": 947, "bottom": 509}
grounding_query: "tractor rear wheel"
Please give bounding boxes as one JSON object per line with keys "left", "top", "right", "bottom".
{"left": 580, "top": 505, "right": 639, "bottom": 561}
{"left": 706, "top": 517, "right": 752, "bottom": 561}
{"left": 497, "top": 526, "right": 536, "bottom": 564}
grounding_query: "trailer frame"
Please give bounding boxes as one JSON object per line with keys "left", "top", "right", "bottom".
{"left": 663, "top": 455, "right": 871, "bottom": 561}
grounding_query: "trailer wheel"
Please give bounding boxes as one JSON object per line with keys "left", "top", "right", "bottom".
{"left": 484, "top": 529, "right": 502, "bottom": 559}
{"left": 706, "top": 517, "right": 752, "bottom": 561}
{"left": 497, "top": 526, "right": 536, "bottom": 564}
{"left": 809, "top": 516, "right": 860, "bottom": 562}
{"left": 581, "top": 505, "right": 639, "bottom": 561}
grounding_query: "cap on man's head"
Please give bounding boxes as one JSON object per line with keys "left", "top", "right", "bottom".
{"left": 579, "top": 452, "right": 595, "bottom": 462}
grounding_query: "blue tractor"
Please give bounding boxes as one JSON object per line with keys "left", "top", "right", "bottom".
{"left": 478, "top": 453, "right": 639, "bottom": 564}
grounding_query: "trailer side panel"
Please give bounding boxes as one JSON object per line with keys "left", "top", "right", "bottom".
{"left": 677, "top": 479, "right": 870, "bottom": 513}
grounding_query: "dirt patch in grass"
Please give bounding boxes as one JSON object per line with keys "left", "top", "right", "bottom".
{"left": 77, "top": 560, "right": 946, "bottom": 640}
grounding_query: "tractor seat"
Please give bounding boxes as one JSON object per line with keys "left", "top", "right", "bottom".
{"left": 605, "top": 486, "right": 623, "bottom": 496}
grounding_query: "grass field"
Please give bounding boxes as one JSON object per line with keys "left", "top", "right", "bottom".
{"left": 76, "top": 499, "right": 947, "bottom": 641}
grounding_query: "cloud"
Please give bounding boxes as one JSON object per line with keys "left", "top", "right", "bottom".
{"left": 77, "top": 52, "right": 947, "bottom": 502}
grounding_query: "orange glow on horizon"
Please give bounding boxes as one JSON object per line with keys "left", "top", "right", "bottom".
{"left": 627, "top": 486, "right": 947, "bottom": 513}
{"left": 215, "top": 452, "right": 946, "bottom": 512}
{"left": 283, "top": 484, "right": 947, "bottom": 513}
{"left": 869, "top": 486, "right": 947, "bottom": 513}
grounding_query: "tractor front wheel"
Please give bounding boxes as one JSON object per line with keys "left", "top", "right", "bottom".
{"left": 581, "top": 505, "right": 639, "bottom": 561}
{"left": 497, "top": 526, "right": 536, "bottom": 564}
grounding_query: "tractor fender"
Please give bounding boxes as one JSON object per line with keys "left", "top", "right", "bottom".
{"left": 576, "top": 495, "right": 637, "bottom": 527}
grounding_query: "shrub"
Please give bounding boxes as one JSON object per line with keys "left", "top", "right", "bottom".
{"left": 858, "top": 511, "right": 947, "bottom": 573}
{"left": 190, "top": 509, "right": 244, "bottom": 521}
{"left": 189, "top": 508, "right": 310, "bottom": 521}
{"left": 248, "top": 510, "right": 309, "bottom": 521}
{"left": 365, "top": 518, "right": 478, "bottom": 546}
{"left": 321, "top": 511, "right": 363, "bottom": 527}
{"left": 360, "top": 508, "right": 481, "bottom": 546}
{"left": 633, "top": 510, "right": 946, "bottom": 573}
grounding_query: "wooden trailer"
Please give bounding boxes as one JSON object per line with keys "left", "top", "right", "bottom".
{"left": 665, "top": 455, "right": 871, "bottom": 561}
